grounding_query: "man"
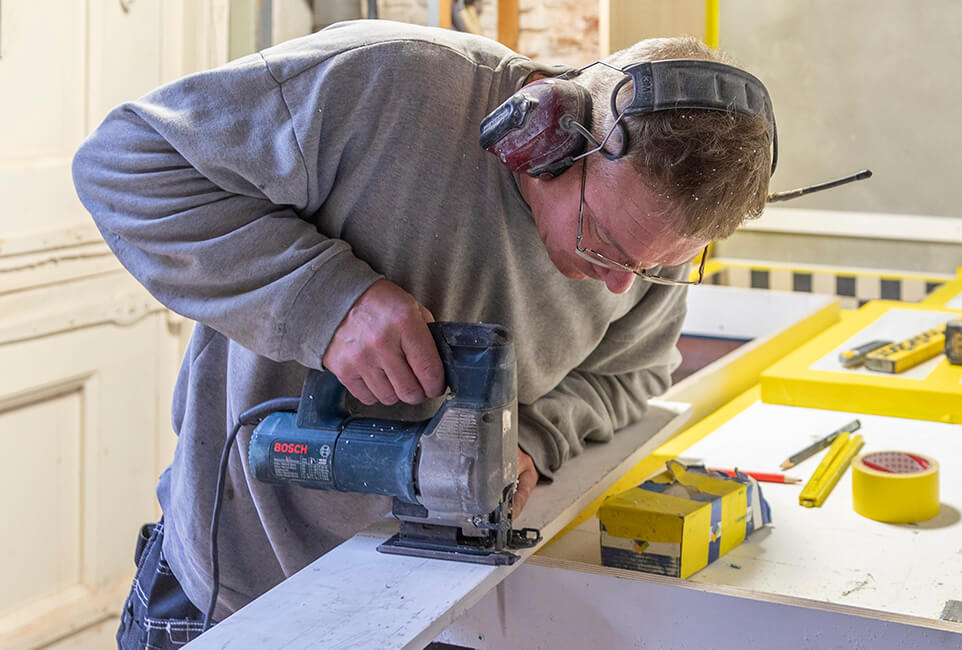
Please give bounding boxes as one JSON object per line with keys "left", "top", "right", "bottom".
{"left": 72, "top": 19, "right": 771, "bottom": 648}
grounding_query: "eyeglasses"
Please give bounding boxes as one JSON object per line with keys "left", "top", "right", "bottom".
{"left": 574, "top": 159, "right": 710, "bottom": 286}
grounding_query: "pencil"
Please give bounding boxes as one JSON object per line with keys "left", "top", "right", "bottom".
{"left": 707, "top": 468, "right": 802, "bottom": 484}
{"left": 780, "top": 419, "right": 861, "bottom": 470}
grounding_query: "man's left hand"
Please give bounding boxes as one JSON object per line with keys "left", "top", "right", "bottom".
{"left": 514, "top": 448, "right": 538, "bottom": 516}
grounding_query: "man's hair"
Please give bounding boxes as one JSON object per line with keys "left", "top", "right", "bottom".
{"left": 577, "top": 37, "right": 772, "bottom": 240}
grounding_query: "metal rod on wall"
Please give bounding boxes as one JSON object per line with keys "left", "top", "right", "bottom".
{"left": 257, "top": 0, "right": 272, "bottom": 50}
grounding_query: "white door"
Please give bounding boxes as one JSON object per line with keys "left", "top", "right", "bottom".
{"left": 0, "top": 2, "right": 228, "bottom": 648}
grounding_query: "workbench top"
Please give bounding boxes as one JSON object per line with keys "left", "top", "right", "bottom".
{"left": 682, "top": 398, "right": 962, "bottom": 622}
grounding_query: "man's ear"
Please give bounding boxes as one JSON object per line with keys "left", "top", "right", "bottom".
{"left": 603, "top": 127, "right": 626, "bottom": 158}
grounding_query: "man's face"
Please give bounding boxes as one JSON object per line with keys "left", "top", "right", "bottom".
{"left": 528, "top": 158, "right": 709, "bottom": 294}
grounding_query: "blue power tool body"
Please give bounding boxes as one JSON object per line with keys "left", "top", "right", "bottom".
{"left": 247, "top": 322, "right": 541, "bottom": 565}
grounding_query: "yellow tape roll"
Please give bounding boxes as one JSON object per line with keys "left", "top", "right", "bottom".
{"left": 852, "top": 451, "right": 940, "bottom": 523}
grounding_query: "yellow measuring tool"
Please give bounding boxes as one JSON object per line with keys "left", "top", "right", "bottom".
{"left": 864, "top": 326, "right": 945, "bottom": 373}
{"left": 798, "top": 432, "right": 865, "bottom": 508}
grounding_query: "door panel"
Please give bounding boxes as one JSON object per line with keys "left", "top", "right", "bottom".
{"left": 0, "top": 284, "right": 169, "bottom": 648}
{"left": 0, "top": 388, "right": 82, "bottom": 616}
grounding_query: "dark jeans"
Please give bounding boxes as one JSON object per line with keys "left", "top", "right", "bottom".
{"left": 116, "top": 520, "right": 209, "bottom": 649}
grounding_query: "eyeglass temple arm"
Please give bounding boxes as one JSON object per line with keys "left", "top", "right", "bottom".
{"left": 767, "top": 169, "right": 872, "bottom": 203}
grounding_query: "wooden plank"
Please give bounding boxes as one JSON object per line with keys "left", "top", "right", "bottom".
{"left": 439, "top": 556, "right": 962, "bottom": 648}
{"left": 497, "top": 0, "right": 519, "bottom": 51}
{"left": 185, "top": 401, "right": 691, "bottom": 649}
{"left": 601, "top": 0, "right": 705, "bottom": 56}
{"left": 438, "top": 0, "right": 451, "bottom": 30}
{"left": 427, "top": 0, "right": 452, "bottom": 29}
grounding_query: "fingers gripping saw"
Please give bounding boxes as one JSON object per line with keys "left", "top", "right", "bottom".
{"left": 246, "top": 321, "right": 541, "bottom": 564}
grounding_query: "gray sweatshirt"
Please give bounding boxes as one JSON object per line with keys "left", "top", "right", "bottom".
{"left": 72, "top": 20, "right": 686, "bottom": 619}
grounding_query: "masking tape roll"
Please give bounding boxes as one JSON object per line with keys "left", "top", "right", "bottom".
{"left": 851, "top": 451, "right": 939, "bottom": 523}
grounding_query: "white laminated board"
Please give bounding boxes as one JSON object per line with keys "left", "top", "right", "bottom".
{"left": 680, "top": 400, "right": 962, "bottom": 622}
{"left": 185, "top": 401, "right": 691, "bottom": 649}
{"left": 683, "top": 284, "right": 833, "bottom": 340}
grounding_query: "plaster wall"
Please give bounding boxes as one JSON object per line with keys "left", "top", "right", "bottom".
{"left": 719, "top": 1, "right": 962, "bottom": 219}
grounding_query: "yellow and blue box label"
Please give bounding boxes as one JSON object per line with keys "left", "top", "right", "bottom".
{"left": 598, "top": 461, "right": 770, "bottom": 579}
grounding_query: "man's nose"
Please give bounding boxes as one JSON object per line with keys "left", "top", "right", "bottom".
{"left": 603, "top": 268, "right": 635, "bottom": 294}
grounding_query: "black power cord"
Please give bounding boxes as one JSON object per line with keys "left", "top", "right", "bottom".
{"left": 203, "top": 397, "right": 300, "bottom": 632}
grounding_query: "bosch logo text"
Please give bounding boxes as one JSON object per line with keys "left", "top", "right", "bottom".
{"left": 273, "top": 441, "right": 308, "bottom": 455}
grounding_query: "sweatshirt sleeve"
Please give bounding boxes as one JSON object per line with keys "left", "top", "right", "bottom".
{"left": 516, "top": 271, "right": 688, "bottom": 481}
{"left": 71, "top": 53, "right": 381, "bottom": 369}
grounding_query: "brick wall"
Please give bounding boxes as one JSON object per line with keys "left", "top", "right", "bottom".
{"left": 377, "top": 0, "right": 599, "bottom": 65}
{"left": 517, "top": 0, "right": 598, "bottom": 66}
{"left": 378, "top": 0, "right": 429, "bottom": 25}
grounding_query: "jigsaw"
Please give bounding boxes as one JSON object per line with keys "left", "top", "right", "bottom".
{"left": 246, "top": 321, "right": 541, "bottom": 565}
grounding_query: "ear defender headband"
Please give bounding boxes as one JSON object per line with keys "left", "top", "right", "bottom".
{"left": 480, "top": 59, "right": 778, "bottom": 178}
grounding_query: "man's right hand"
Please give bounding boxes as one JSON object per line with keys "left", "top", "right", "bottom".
{"left": 322, "top": 279, "right": 446, "bottom": 406}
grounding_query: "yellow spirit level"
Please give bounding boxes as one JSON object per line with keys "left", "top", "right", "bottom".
{"left": 864, "top": 326, "right": 945, "bottom": 373}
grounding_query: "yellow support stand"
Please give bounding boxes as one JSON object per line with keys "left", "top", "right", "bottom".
{"left": 705, "top": 0, "right": 719, "bottom": 49}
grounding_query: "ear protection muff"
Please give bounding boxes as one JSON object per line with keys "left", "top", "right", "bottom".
{"left": 480, "top": 59, "right": 778, "bottom": 178}
{"left": 479, "top": 78, "right": 591, "bottom": 178}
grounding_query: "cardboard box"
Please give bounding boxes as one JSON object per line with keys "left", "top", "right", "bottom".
{"left": 599, "top": 461, "right": 770, "bottom": 579}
